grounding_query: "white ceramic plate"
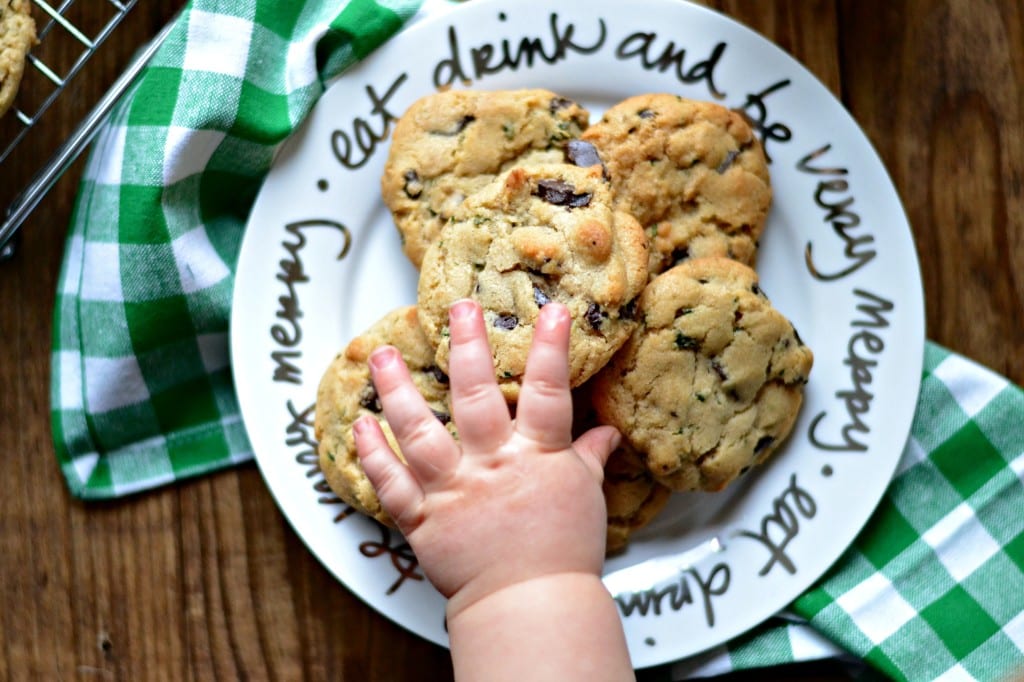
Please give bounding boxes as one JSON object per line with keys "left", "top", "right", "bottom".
{"left": 231, "top": 0, "right": 925, "bottom": 668}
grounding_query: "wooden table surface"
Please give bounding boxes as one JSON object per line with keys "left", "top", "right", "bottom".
{"left": 1, "top": 1, "right": 1020, "bottom": 679}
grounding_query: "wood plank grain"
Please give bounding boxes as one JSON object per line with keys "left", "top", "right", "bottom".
{"left": 838, "top": 0, "right": 1024, "bottom": 384}
{"left": 0, "top": 3, "right": 189, "bottom": 680}
{"left": 281, "top": 500, "right": 454, "bottom": 680}
{"left": 703, "top": 0, "right": 842, "bottom": 96}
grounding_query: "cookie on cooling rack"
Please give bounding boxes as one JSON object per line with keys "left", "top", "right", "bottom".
{"left": 416, "top": 162, "right": 649, "bottom": 402}
{"left": 0, "top": 0, "right": 37, "bottom": 118}
{"left": 590, "top": 257, "right": 813, "bottom": 492}
{"left": 580, "top": 94, "right": 771, "bottom": 276}
{"left": 314, "top": 306, "right": 455, "bottom": 526}
{"left": 381, "top": 88, "right": 589, "bottom": 268}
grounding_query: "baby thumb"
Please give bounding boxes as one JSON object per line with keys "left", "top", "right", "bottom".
{"left": 573, "top": 425, "right": 622, "bottom": 479}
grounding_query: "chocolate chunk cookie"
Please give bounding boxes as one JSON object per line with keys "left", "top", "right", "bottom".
{"left": 0, "top": 0, "right": 36, "bottom": 118}
{"left": 580, "top": 94, "right": 771, "bottom": 276}
{"left": 603, "top": 443, "right": 672, "bottom": 554}
{"left": 315, "top": 306, "right": 455, "bottom": 526}
{"left": 590, "top": 258, "right": 813, "bottom": 492}
{"left": 417, "top": 162, "right": 649, "bottom": 402}
{"left": 382, "top": 89, "right": 590, "bottom": 268}
{"left": 572, "top": 387, "right": 672, "bottom": 555}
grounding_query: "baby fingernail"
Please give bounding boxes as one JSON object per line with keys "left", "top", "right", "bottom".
{"left": 352, "top": 416, "right": 369, "bottom": 437}
{"left": 539, "top": 302, "right": 568, "bottom": 330}
{"left": 449, "top": 299, "right": 476, "bottom": 321}
{"left": 608, "top": 427, "right": 622, "bottom": 451}
{"left": 369, "top": 345, "right": 399, "bottom": 370}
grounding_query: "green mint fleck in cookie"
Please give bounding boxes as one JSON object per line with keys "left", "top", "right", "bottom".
{"left": 675, "top": 332, "right": 700, "bottom": 351}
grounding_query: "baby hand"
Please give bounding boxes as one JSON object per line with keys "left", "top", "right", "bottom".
{"left": 352, "top": 299, "right": 621, "bottom": 618}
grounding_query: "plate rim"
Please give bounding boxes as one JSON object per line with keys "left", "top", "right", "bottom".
{"left": 230, "top": 0, "right": 927, "bottom": 668}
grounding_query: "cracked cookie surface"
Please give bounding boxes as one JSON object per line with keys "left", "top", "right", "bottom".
{"left": 417, "top": 162, "right": 649, "bottom": 402}
{"left": 581, "top": 94, "right": 771, "bottom": 276}
{"left": 590, "top": 258, "right": 813, "bottom": 492}
{"left": 315, "top": 306, "right": 455, "bottom": 526}
{"left": 382, "top": 88, "right": 589, "bottom": 268}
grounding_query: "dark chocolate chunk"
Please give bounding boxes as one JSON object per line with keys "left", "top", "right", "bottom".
{"left": 426, "top": 365, "right": 449, "bottom": 384}
{"left": 638, "top": 108, "right": 656, "bottom": 119}
{"left": 619, "top": 298, "right": 639, "bottom": 321}
{"left": 533, "top": 179, "right": 592, "bottom": 208}
{"left": 431, "top": 409, "right": 452, "bottom": 426}
{"left": 533, "top": 285, "right": 552, "bottom": 308}
{"left": 549, "top": 96, "right": 576, "bottom": 113}
{"left": 565, "top": 140, "right": 603, "bottom": 168}
{"left": 402, "top": 169, "right": 423, "bottom": 199}
{"left": 493, "top": 314, "right": 518, "bottom": 330}
{"left": 710, "top": 359, "right": 728, "bottom": 381}
{"left": 754, "top": 436, "right": 776, "bottom": 454}
{"left": 359, "top": 382, "right": 382, "bottom": 413}
{"left": 585, "top": 303, "right": 607, "bottom": 330}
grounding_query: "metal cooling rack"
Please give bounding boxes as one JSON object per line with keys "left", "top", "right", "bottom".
{"left": 0, "top": 0, "right": 175, "bottom": 256}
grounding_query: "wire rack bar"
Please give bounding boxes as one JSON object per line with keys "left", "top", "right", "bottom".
{"left": 0, "top": 11, "right": 176, "bottom": 253}
{"left": 1, "top": 0, "right": 138, "bottom": 164}
{"left": 0, "top": 0, "right": 181, "bottom": 254}
{"left": 34, "top": 0, "right": 95, "bottom": 48}
{"left": 27, "top": 54, "right": 65, "bottom": 87}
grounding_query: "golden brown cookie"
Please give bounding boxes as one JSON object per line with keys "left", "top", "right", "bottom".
{"left": 572, "top": 386, "right": 672, "bottom": 555}
{"left": 581, "top": 94, "right": 771, "bottom": 276}
{"left": 381, "top": 88, "right": 589, "bottom": 268}
{"left": 416, "top": 162, "right": 649, "bottom": 402}
{"left": 0, "top": 0, "right": 36, "bottom": 118}
{"left": 590, "top": 258, "right": 813, "bottom": 492}
{"left": 314, "top": 306, "right": 455, "bottom": 526}
{"left": 603, "top": 443, "right": 672, "bottom": 554}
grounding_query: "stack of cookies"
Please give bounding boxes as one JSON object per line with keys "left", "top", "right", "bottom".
{"left": 315, "top": 89, "right": 813, "bottom": 554}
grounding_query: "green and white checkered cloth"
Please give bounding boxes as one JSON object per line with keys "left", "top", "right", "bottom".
{"left": 50, "top": 1, "right": 1024, "bottom": 679}
{"left": 51, "top": 0, "right": 423, "bottom": 497}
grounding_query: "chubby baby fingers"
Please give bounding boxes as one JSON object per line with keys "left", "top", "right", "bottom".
{"left": 446, "top": 299, "right": 514, "bottom": 452}
{"left": 368, "top": 345, "right": 461, "bottom": 486}
{"left": 353, "top": 416, "right": 425, "bottom": 527}
{"left": 515, "top": 302, "right": 573, "bottom": 449}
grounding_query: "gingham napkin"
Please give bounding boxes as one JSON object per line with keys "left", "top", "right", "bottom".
{"left": 51, "top": 1, "right": 1024, "bottom": 679}
{"left": 51, "top": 0, "right": 424, "bottom": 497}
